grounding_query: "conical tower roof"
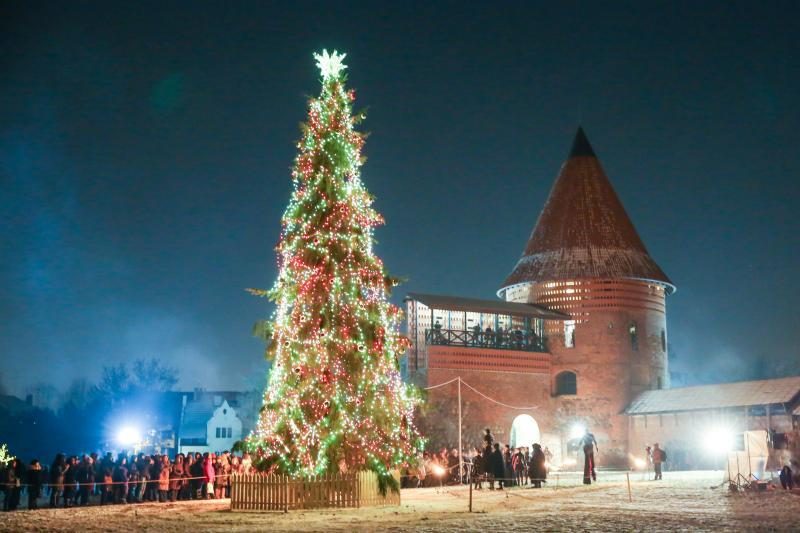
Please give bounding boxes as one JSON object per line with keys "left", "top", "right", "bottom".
{"left": 501, "top": 127, "right": 674, "bottom": 293}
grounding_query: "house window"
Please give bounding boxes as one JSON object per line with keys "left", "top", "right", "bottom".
{"left": 554, "top": 371, "right": 577, "bottom": 396}
{"left": 564, "top": 321, "right": 575, "bottom": 348}
{"left": 227, "top": 427, "right": 232, "bottom": 438}
{"left": 661, "top": 330, "right": 666, "bottom": 352}
{"left": 629, "top": 322, "right": 638, "bottom": 351}
{"left": 215, "top": 427, "right": 221, "bottom": 438}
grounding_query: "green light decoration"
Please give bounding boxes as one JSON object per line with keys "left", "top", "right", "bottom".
{"left": 244, "top": 50, "right": 423, "bottom": 491}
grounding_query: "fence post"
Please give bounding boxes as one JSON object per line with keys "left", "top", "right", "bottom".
{"left": 468, "top": 477, "right": 472, "bottom": 513}
{"left": 626, "top": 472, "right": 632, "bottom": 502}
{"left": 284, "top": 475, "right": 289, "bottom": 513}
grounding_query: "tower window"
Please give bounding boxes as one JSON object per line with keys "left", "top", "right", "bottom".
{"left": 564, "top": 320, "right": 575, "bottom": 348}
{"left": 661, "top": 330, "right": 666, "bottom": 352}
{"left": 629, "top": 322, "right": 638, "bottom": 352}
{"left": 554, "top": 371, "right": 577, "bottom": 396}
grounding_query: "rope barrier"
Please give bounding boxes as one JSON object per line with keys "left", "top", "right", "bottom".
{"left": 422, "top": 377, "right": 461, "bottom": 390}
{"left": 424, "top": 376, "right": 539, "bottom": 410}
{"left": 0, "top": 473, "right": 233, "bottom": 489}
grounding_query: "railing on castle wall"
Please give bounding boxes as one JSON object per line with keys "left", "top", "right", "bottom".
{"left": 425, "top": 328, "right": 548, "bottom": 353}
{"left": 230, "top": 471, "right": 400, "bottom": 511}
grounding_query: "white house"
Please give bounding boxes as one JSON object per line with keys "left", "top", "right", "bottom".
{"left": 177, "top": 391, "right": 258, "bottom": 455}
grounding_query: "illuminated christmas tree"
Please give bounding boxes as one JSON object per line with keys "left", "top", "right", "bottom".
{"left": 246, "top": 51, "right": 422, "bottom": 483}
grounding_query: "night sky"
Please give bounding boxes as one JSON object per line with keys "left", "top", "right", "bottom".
{"left": 2, "top": 1, "right": 798, "bottom": 395}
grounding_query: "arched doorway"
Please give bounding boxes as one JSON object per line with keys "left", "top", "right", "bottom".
{"left": 509, "top": 414, "right": 541, "bottom": 449}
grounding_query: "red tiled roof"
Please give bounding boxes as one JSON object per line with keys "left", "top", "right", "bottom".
{"left": 501, "top": 128, "right": 674, "bottom": 292}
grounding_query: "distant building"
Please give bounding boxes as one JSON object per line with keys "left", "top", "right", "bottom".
{"left": 177, "top": 390, "right": 259, "bottom": 455}
{"left": 405, "top": 128, "right": 800, "bottom": 467}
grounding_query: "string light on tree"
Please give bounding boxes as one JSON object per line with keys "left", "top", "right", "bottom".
{"left": 244, "top": 50, "right": 423, "bottom": 489}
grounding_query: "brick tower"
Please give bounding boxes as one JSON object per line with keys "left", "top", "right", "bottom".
{"left": 498, "top": 127, "right": 675, "bottom": 464}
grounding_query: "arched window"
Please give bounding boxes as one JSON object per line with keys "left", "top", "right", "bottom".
{"left": 555, "top": 371, "right": 577, "bottom": 396}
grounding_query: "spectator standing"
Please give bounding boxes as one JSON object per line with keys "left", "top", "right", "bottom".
{"left": 112, "top": 456, "right": 129, "bottom": 504}
{"left": 490, "top": 443, "right": 505, "bottom": 490}
{"left": 49, "top": 454, "right": 67, "bottom": 508}
{"left": 76, "top": 456, "right": 95, "bottom": 506}
{"left": 652, "top": 443, "right": 666, "bottom": 480}
{"left": 158, "top": 456, "right": 170, "bottom": 502}
{"left": 530, "top": 443, "right": 547, "bottom": 488}
{"left": 170, "top": 455, "right": 184, "bottom": 501}
{"left": 502, "top": 445, "right": 513, "bottom": 487}
{"left": 27, "top": 460, "right": 43, "bottom": 510}
{"left": 203, "top": 453, "right": 215, "bottom": 499}
{"left": 3, "top": 458, "right": 21, "bottom": 511}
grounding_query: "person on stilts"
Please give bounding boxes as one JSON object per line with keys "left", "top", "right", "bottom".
{"left": 581, "top": 428, "right": 598, "bottom": 485}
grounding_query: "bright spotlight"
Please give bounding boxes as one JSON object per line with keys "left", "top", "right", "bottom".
{"left": 633, "top": 457, "right": 647, "bottom": 469}
{"left": 702, "top": 427, "right": 734, "bottom": 454}
{"left": 432, "top": 464, "right": 446, "bottom": 477}
{"left": 569, "top": 423, "right": 585, "bottom": 440}
{"left": 116, "top": 426, "right": 141, "bottom": 446}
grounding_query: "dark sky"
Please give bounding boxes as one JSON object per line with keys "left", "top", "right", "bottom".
{"left": 2, "top": 1, "right": 799, "bottom": 395}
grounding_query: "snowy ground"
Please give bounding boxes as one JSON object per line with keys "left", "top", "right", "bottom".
{"left": 1, "top": 471, "right": 798, "bottom": 532}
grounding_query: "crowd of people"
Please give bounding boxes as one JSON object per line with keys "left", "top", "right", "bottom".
{"left": 407, "top": 428, "right": 552, "bottom": 490}
{"left": 1, "top": 450, "right": 258, "bottom": 511}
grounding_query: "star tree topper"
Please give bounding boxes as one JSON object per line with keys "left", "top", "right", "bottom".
{"left": 314, "top": 49, "right": 347, "bottom": 80}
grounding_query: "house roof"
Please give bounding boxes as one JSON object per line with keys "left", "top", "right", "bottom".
{"left": 179, "top": 391, "right": 260, "bottom": 439}
{"left": 501, "top": 127, "right": 674, "bottom": 293}
{"left": 626, "top": 376, "right": 800, "bottom": 415}
{"left": 405, "top": 292, "right": 570, "bottom": 320}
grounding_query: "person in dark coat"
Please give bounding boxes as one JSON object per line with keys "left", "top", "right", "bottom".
{"left": 112, "top": 456, "right": 129, "bottom": 504}
{"left": 512, "top": 447, "right": 525, "bottom": 486}
{"left": 49, "top": 454, "right": 67, "bottom": 508}
{"left": 63, "top": 456, "right": 78, "bottom": 507}
{"left": 27, "top": 459, "right": 43, "bottom": 510}
{"left": 190, "top": 453, "right": 204, "bottom": 499}
{"left": 490, "top": 443, "right": 505, "bottom": 490}
{"left": 502, "top": 445, "right": 514, "bottom": 487}
{"left": 529, "top": 443, "right": 547, "bottom": 488}
{"left": 76, "top": 456, "right": 95, "bottom": 506}
{"left": 471, "top": 447, "right": 484, "bottom": 490}
{"left": 3, "top": 459, "right": 21, "bottom": 511}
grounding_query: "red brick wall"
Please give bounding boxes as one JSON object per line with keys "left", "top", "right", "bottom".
{"left": 420, "top": 367, "right": 552, "bottom": 453}
{"left": 525, "top": 278, "right": 669, "bottom": 466}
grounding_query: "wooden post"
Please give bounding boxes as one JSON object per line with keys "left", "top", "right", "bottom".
{"left": 468, "top": 476, "right": 472, "bottom": 513}
{"left": 283, "top": 475, "right": 289, "bottom": 513}
{"left": 626, "top": 472, "right": 632, "bottom": 502}
{"left": 458, "top": 377, "right": 463, "bottom": 485}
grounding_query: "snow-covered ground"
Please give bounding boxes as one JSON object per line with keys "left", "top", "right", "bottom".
{"left": 1, "top": 471, "right": 798, "bottom": 532}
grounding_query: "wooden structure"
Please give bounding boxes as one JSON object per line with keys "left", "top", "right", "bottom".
{"left": 230, "top": 470, "right": 400, "bottom": 511}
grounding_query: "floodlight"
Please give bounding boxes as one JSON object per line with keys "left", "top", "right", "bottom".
{"left": 116, "top": 426, "right": 142, "bottom": 446}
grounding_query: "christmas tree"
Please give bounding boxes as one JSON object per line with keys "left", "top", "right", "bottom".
{"left": 246, "top": 50, "right": 422, "bottom": 483}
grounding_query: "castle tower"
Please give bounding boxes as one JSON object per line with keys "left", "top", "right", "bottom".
{"left": 498, "top": 127, "right": 675, "bottom": 463}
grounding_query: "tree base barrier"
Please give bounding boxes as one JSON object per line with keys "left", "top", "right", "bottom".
{"left": 230, "top": 471, "right": 400, "bottom": 511}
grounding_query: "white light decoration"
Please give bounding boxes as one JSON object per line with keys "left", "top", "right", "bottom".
{"left": 314, "top": 49, "right": 347, "bottom": 80}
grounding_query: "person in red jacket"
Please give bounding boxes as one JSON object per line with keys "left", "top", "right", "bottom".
{"left": 202, "top": 453, "right": 216, "bottom": 499}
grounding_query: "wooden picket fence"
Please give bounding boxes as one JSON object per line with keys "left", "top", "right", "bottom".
{"left": 230, "top": 470, "right": 400, "bottom": 511}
